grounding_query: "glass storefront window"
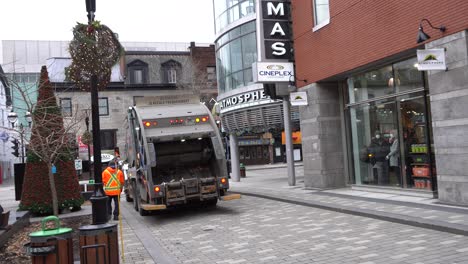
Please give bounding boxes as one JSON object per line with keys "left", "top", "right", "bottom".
{"left": 348, "top": 65, "right": 393, "bottom": 104}
{"left": 214, "top": 0, "right": 256, "bottom": 33}
{"left": 394, "top": 57, "right": 424, "bottom": 93}
{"left": 347, "top": 57, "right": 425, "bottom": 104}
{"left": 347, "top": 57, "right": 435, "bottom": 190}
{"left": 216, "top": 21, "right": 257, "bottom": 93}
{"left": 348, "top": 83, "right": 435, "bottom": 189}
{"left": 397, "top": 93, "right": 435, "bottom": 190}
{"left": 350, "top": 98, "right": 399, "bottom": 186}
{"left": 230, "top": 38, "right": 243, "bottom": 73}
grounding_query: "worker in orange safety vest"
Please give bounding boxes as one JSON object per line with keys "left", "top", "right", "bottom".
{"left": 102, "top": 158, "right": 125, "bottom": 221}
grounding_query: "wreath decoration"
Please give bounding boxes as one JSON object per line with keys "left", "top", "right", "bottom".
{"left": 81, "top": 131, "right": 92, "bottom": 145}
{"left": 69, "top": 21, "right": 123, "bottom": 91}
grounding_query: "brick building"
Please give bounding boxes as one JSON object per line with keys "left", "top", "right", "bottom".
{"left": 291, "top": 0, "right": 468, "bottom": 205}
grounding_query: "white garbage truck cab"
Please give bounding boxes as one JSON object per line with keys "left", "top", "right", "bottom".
{"left": 124, "top": 95, "right": 240, "bottom": 215}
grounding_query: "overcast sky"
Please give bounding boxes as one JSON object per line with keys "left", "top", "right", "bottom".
{"left": 0, "top": 0, "right": 216, "bottom": 43}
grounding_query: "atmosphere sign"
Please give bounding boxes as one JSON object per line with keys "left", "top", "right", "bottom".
{"left": 219, "top": 89, "right": 276, "bottom": 113}
{"left": 253, "top": 62, "right": 294, "bottom": 83}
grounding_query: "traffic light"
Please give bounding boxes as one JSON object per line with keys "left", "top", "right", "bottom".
{"left": 264, "top": 83, "right": 280, "bottom": 100}
{"left": 11, "top": 139, "right": 19, "bottom": 157}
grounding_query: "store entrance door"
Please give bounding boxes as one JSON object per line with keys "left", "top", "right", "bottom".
{"left": 350, "top": 91, "right": 436, "bottom": 190}
{"left": 239, "top": 145, "right": 270, "bottom": 165}
{"left": 398, "top": 92, "right": 436, "bottom": 190}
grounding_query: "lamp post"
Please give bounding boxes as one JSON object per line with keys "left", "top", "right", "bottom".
{"left": 85, "top": 0, "right": 108, "bottom": 225}
{"left": 7, "top": 110, "right": 18, "bottom": 128}
{"left": 84, "top": 111, "right": 93, "bottom": 179}
{"left": 7, "top": 110, "right": 32, "bottom": 163}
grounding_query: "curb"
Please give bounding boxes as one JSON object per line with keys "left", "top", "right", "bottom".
{"left": 245, "top": 163, "right": 303, "bottom": 171}
{"left": 234, "top": 191, "right": 468, "bottom": 236}
{"left": 0, "top": 210, "right": 30, "bottom": 246}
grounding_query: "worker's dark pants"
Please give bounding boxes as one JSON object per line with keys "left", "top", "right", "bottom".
{"left": 107, "top": 195, "right": 119, "bottom": 217}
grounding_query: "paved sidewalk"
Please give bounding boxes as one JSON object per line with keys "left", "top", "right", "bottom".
{"left": 231, "top": 163, "right": 468, "bottom": 236}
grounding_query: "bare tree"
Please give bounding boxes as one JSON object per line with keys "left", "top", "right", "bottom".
{"left": 6, "top": 66, "right": 84, "bottom": 216}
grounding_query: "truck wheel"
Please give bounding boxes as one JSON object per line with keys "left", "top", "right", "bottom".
{"left": 132, "top": 182, "right": 139, "bottom": 212}
{"left": 126, "top": 193, "right": 133, "bottom": 202}
{"left": 139, "top": 195, "right": 149, "bottom": 216}
{"left": 206, "top": 199, "right": 218, "bottom": 207}
{"left": 139, "top": 205, "right": 149, "bottom": 216}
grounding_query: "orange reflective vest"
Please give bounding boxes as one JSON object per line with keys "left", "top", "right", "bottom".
{"left": 102, "top": 167, "right": 125, "bottom": 196}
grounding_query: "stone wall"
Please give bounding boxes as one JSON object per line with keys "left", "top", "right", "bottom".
{"left": 426, "top": 30, "right": 468, "bottom": 205}
{"left": 299, "top": 83, "right": 345, "bottom": 188}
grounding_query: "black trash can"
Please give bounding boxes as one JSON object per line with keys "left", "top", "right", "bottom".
{"left": 240, "top": 163, "right": 246, "bottom": 178}
{"left": 79, "top": 223, "right": 119, "bottom": 264}
{"left": 24, "top": 216, "right": 73, "bottom": 264}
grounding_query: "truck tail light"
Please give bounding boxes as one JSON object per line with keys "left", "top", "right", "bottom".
{"left": 154, "top": 185, "right": 164, "bottom": 196}
{"left": 219, "top": 177, "right": 228, "bottom": 188}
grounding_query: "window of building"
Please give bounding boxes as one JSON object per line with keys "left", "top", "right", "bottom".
{"left": 207, "top": 67, "right": 216, "bottom": 81}
{"left": 215, "top": 21, "right": 257, "bottom": 93}
{"left": 214, "top": 0, "right": 256, "bottom": 33}
{"left": 127, "top": 60, "right": 148, "bottom": 84}
{"left": 100, "top": 129, "right": 117, "bottom": 150}
{"left": 161, "top": 60, "right": 182, "bottom": 84}
{"left": 312, "top": 0, "right": 330, "bottom": 31}
{"left": 133, "top": 69, "right": 143, "bottom": 84}
{"left": 60, "top": 98, "right": 72, "bottom": 117}
{"left": 168, "top": 68, "right": 177, "bottom": 84}
{"left": 99, "top": 97, "right": 109, "bottom": 116}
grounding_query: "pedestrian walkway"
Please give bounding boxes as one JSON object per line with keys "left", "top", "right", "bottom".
{"left": 231, "top": 162, "right": 468, "bottom": 236}
{"left": 2, "top": 163, "right": 468, "bottom": 264}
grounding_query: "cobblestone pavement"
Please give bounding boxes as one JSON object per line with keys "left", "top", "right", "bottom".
{"left": 120, "top": 195, "right": 468, "bottom": 264}
{"left": 231, "top": 166, "right": 468, "bottom": 233}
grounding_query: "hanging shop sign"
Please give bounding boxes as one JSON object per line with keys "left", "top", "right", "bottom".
{"left": 253, "top": 62, "right": 294, "bottom": 83}
{"left": 238, "top": 138, "right": 271, "bottom": 146}
{"left": 219, "top": 89, "right": 276, "bottom": 113}
{"left": 290, "top": 91, "right": 308, "bottom": 106}
{"left": 417, "top": 49, "right": 446, "bottom": 71}
{"left": 281, "top": 131, "right": 302, "bottom": 145}
{"left": 257, "top": 0, "right": 293, "bottom": 61}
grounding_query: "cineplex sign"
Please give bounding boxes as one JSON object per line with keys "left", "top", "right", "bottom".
{"left": 253, "top": 62, "right": 294, "bottom": 83}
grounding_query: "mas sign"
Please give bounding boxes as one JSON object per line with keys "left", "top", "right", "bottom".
{"left": 261, "top": 0, "right": 292, "bottom": 60}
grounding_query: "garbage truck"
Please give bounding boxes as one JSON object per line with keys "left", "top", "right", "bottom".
{"left": 123, "top": 95, "right": 240, "bottom": 215}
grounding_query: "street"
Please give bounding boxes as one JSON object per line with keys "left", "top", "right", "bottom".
{"left": 119, "top": 195, "right": 468, "bottom": 264}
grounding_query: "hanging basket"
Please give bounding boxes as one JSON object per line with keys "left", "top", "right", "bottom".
{"left": 69, "top": 21, "right": 123, "bottom": 91}
{"left": 81, "top": 131, "right": 92, "bottom": 145}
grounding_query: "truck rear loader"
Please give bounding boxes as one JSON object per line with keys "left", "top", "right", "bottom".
{"left": 123, "top": 95, "right": 240, "bottom": 215}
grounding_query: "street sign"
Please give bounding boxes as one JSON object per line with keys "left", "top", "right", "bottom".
{"left": 75, "top": 159, "right": 83, "bottom": 170}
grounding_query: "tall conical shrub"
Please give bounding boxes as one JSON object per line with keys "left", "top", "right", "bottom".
{"left": 19, "top": 66, "right": 83, "bottom": 215}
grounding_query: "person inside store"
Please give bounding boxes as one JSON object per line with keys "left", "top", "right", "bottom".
{"left": 102, "top": 158, "right": 125, "bottom": 221}
{"left": 386, "top": 130, "right": 400, "bottom": 186}
{"left": 368, "top": 130, "right": 390, "bottom": 185}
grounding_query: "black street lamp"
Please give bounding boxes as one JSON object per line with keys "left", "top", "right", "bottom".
{"left": 85, "top": 0, "right": 109, "bottom": 225}
{"left": 84, "top": 110, "right": 93, "bottom": 179}
{"left": 7, "top": 110, "right": 32, "bottom": 163}
{"left": 7, "top": 110, "right": 18, "bottom": 128}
